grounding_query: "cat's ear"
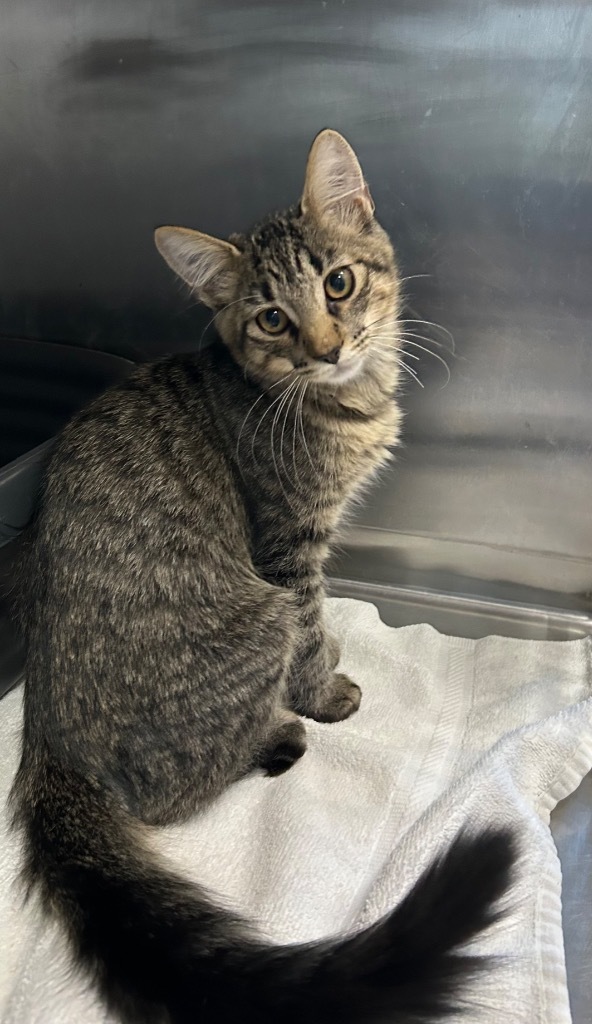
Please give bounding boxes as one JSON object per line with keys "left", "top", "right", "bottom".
{"left": 301, "top": 129, "right": 375, "bottom": 227}
{"left": 154, "top": 227, "right": 241, "bottom": 308}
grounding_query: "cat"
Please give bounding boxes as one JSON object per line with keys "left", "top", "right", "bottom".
{"left": 10, "top": 129, "right": 514, "bottom": 1023}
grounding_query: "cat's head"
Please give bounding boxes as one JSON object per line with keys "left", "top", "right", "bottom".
{"left": 155, "top": 130, "right": 401, "bottom": 391}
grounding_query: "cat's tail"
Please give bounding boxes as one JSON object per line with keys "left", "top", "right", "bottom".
{"left": 12, "top": 754, "right": 516, "bottom": 1024}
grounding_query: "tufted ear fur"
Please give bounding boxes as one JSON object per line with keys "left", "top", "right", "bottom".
{"left": 301, "top": 129, "right": 375, "bottom": 227}
{"left": 154, "top": 226, "right": 241, "bottom": 309}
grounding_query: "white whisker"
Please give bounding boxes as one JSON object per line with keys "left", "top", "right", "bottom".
{"left": 394, "top": 358, "right": 424, "bottom": 388}
{"left": 280, "top": 379, "right": 301, "bottom": 489}
{"left": 251, "top": 379, "right": 298, "bottom": 464}
{"left": 198, "top": 294, "right": 260, "bottom": 350}
{"left": 400, "top": 318, "right": 455, "bottom": 353}
{"left": 363, "top": 330, "right": 403, "bottom": 344}
{"left": 399, "top": 329, "right": 448, "bottom": 349}
{"left": 359, "top": 334, "right": 425, "bottom": 388}
{"left": 271, "top": 380, "right": 300, "bottom": 499}
{"left": 398, "top": 273, "right": 433, "bottom": 284}
{"left": 235, "top": 370, "right": 296, "bottom": 469}
{"left": 360, "top": 313, "right": 400, "bottom": 338}
{"left": 291, "top": 394, "right": 300, "bottom": 484}
{"left": 297, "top": 381, "right": 316, "bottom": 470}
{"left": 367, "top": 333, "right": 450, "bottom": 389}
{"left": 401, "top": 340, "right": 451, "bottom": 389}
{"left": 365, "top": 335, "right": 421, "bottom": 362}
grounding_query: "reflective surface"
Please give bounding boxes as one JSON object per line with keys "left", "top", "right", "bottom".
{"left": 2, "top": 0, "right": 592, "bottom": 608}
{"left": 1, "top": 2, "right": 591, "bottom": 1019}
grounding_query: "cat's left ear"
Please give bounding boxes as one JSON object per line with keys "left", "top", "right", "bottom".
{"left": 301, "top": 129, "right": 375, "bottom": 227}
{"left": 154, "top": 226, "right": 241, "bottom": 309}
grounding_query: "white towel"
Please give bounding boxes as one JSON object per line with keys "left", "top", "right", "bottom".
{"left": 1, "top": 597, "right": 591, "bottom": 1023}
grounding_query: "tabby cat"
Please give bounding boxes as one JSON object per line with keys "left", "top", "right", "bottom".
{"left": 10, "top": 130, "right": 514, "bottom": 1023}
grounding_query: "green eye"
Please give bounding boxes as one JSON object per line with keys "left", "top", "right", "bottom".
{"left": 324, "top": 267, "right": 354, "bottom": 301}
{"left": 256, "top": 307, "right": 289, "bottom": 335}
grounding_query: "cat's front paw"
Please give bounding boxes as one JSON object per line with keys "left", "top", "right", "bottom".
{"left": 312, "top": 673, "right": 361, "bottom": 723}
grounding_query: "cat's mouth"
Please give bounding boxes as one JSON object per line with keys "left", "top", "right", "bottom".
{"left": 312, "top": 353, "right": 364, "bottom": 386}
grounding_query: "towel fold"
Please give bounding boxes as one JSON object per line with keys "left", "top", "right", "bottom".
{"left": 1, "top": 597, "right": 591, "bottom": 1023}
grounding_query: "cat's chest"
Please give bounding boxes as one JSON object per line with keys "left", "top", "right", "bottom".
{"left": 251, "top": 402, "right": 397, "bottom": 562}
{"left": 322, "top": 399, "right": 399, "bottom": 487}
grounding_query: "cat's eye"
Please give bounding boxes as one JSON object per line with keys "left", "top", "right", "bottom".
{"left": 256, "top": 307, "right": 289, "bottom": 335}
{"left": 324, "top": 267, "right": 355, "bottom": 301}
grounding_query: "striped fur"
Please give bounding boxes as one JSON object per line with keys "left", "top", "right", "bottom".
{"left": 10, "top": 130, "right": 515, "bottom": 1023}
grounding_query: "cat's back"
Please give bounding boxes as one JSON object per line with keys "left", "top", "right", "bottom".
{"left": 45, "top": 355, "right": 209, "bottom": 495}
{"left": 32, "top": 350, "right": 250, "bottom": 585}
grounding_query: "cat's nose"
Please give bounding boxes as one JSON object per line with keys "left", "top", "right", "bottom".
{"left": 317, "top": 345, "right": 341, "bottom": 365}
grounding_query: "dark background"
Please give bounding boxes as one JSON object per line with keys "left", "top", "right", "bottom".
{"left": 2, "top": 0, "right": 592, "bottom": 594}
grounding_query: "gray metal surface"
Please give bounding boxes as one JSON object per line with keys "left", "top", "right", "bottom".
{"left": 2, "top": 0, "right": 592, "bottom": 607}
{"left": 1, "top": 1, "right": 591, "bottom": 1019}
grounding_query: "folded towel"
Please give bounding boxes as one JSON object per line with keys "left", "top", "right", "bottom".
{"left": 0, "top": 597, "right": 591, "bottom": 1023}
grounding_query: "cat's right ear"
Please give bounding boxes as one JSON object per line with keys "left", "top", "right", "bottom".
{"left": 154, "top": 227, "right": 241, "bottom": 309}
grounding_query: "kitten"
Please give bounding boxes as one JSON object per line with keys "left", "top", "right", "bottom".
{"left": 10, "top": 130, "right": 514, "bottom": 1023}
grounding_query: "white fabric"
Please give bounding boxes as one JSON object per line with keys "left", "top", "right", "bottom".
{"left": 1, "top": 597, "right": 591, "bottom": 1023}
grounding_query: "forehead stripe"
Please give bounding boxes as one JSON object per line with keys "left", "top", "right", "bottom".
{"left": 301, "top": 244, "right": 323, "bottom": 273}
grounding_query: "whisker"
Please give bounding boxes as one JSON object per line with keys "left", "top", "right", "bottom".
{"left": 198, "top": 294, "right": 260, "bottom": 350}
{"left": 236, "top": 370, "right": 296, "bottom": 468}
{"left": 399, "top": 329, "right": 447, "bottom": 347}
{"left": 368, "top": 327, "right": 448, "bottom": 358}
{"left": 359, "top": 334, "right": 425, "bottom": 388}
{"left": 363, "top": 313, "right": 399, "bottom": 333}
{"left": 368, "top": 315, "right": 401, "bottom": 336}
{"left": 291, "top": 383, "right": 301, "bottom": 484}
{"left": 363, "top": 330, "right": 403, "bottom": 343}
{"left": 364, "top": 336, "right": 421, "bottom": 362}
{"left": 270, "top": 380, "right": 299, "bottom": 501}
{"left": 242, "top": 356, "right": 257, "bottom": 382}
{"left": 366, "top": 325, "right": 444, "bottom": 347}
{"left": 367, "top": 334, "right": 449, "bottom": 388}
{"left": 251, "top": 378, "right": 299, "bottom": 464}
{"left": 401, "top": 340, "right": 451, "bottom": 389}
{"left": 292, "top": 379, "right": 313, "bottom": 483}
{"left": 400, "top": 332, "right": 446, "bottom": 351}
{"left": 351, "top": 315, "right": 400, "bottom": 351}
{"left": 400, "top": 318, "right": 456, "bottom": 353}
{"left": 297, "top": 381, "right": 316, "bottom": 470}
{"left": 362, "top": 333, "right": 404, "bottom": 352}
{"left": 394, "top": 357, "right": 424, "bottom": 388}
{"left": 280, "top": 378, "right": 301, "bottom": 489}
{"left": 398, "top": 273, "right": 433, "bottom": 284}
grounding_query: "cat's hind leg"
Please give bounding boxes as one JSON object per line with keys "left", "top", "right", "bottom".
{"left": 258, "top": 708, "right": 307, "bottom": 777}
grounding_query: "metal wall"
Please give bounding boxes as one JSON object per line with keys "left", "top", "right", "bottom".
{"left": 2, "top": 0, "right": 592, "bottom": 622}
